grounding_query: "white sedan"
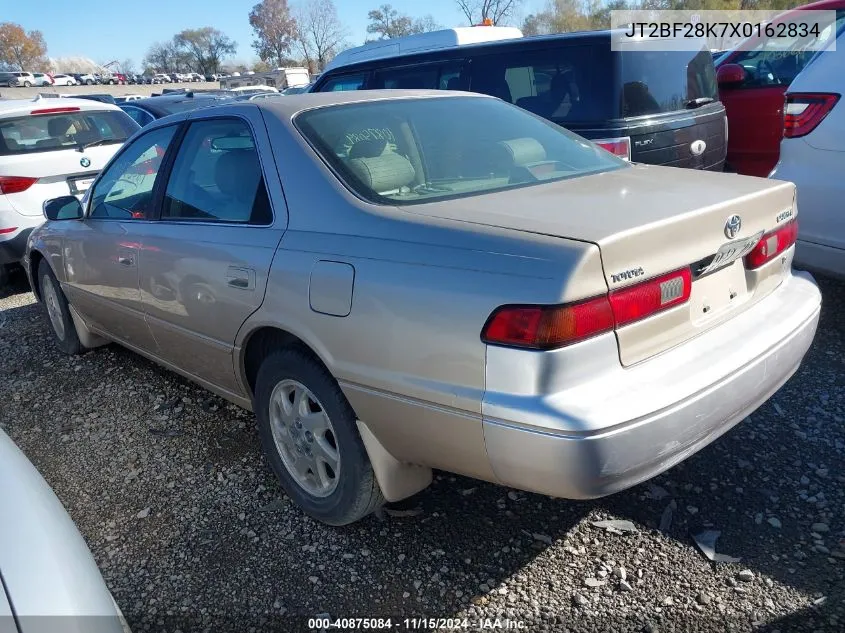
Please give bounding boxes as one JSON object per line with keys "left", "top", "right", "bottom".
{"left": 771, "top": 27, "right": 844, "bottom": 277}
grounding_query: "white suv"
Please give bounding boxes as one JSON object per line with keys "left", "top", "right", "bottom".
{"left": 152, "top": 73, "right": 172, "bottom": 84}
{"left": 0, "top": 98, "right": 139, "bottom": 287}
{"left": 11, "top": 72, "right": 36, "bottom": 87}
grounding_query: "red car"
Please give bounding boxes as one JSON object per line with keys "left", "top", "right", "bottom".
{"left": 716, "top": 0, "right": 845, "bottom": 176}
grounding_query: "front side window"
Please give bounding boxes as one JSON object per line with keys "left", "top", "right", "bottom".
{"left": 89, "top": 125, "right": 177, "bottom": 220}
{"left": 161, "top": 118, "right": 272, "bottom": 224}
{"left": 296, "top": 96, "right": 626, "bottom": 206}
{"left": 0, "top": 110, "right": 137, "bottom": 156}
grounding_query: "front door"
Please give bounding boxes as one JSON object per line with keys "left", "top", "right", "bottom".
{"left": 137, "top": 114, "right": 286, "bottom": 395}
{"left": 62, "top": 124, "right": 178, "bottom": 350}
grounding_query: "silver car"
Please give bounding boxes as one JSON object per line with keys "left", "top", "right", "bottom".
{"left": 0, "top": 427, "right": 129, "bottom": 632}
{"left": 26, "top": 91, "right": 821, "bottom": 525}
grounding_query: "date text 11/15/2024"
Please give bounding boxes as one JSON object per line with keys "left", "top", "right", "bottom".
{"left": 308, "top": 617, "right": 527, "bottom": 630}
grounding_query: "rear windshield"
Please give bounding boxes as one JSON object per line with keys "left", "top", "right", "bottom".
{"left": 152, "top": 96, "right": 235, "bottom": 115}
{"left": 295, "top": 96, "right": 626, "bottom": 206}
{"left": 0, "top": 110, "right": 137, "bottom": 156}
{"left": 620, "top": 46, "right": 717, "bottom": 117}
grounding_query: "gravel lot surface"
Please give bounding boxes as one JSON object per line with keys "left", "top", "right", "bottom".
{"left": 0, "top": 82, "right": 224, "bottom": 101}
{"left": 1, "top": 270, "right": 843, "bottom": 633}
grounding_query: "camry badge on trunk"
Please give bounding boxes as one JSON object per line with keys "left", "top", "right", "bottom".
{"left": 724, "top": 215, "right": 742, "bottom": 239}
{"left": 690, "top": 140, "right": 706, "bottom": 156}
{"left": 80, "top": 156, "right": 91, "bottom": 168}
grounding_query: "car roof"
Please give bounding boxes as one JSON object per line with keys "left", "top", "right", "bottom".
{"left": 128, "top": 92, "right": 236, "bottom": 116}
{"left": 252, "top": 89, "right": 487, "bottom": 118}
{"left": 0, "top": 97, "right": 122, "bottom": 117}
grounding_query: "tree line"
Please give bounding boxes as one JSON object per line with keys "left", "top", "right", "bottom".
{"left": 0, "top": 0, "right": 816, "bottom": 76}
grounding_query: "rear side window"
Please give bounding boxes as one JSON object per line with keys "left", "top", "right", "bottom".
{"left": 620, "top": 47, "right": 717, "bottom": 116}
{"left": 121, "top": 106, "right": 155, "bottom": 127}
{"left": 320, "top": 74, "right": 368, "bottom": 92}
{"left": 470, "top": 45, "right": 613, "bottom": 124}
{"left": 0, "top": 110, "right": 137, "bottom": 156}
{"left": 370, "top": 62, "right": 465, "bottom": 90}
{"left": 161, "top": 119, "right": 272, "bottom": 225}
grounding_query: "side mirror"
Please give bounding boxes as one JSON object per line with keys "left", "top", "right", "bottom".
{"left": 717, "top": 64, "right": 746, "bottom": 87}
{"left": 43, "top": 196, "right": 83, "bottom": 221}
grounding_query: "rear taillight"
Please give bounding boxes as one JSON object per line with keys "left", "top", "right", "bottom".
{"left": 481, "top": 296, "right": 614, "bottom": 349}
{"left": 0, "top": 176, "right": 38, "bottom": 194}
{"left": 0, "top": 227, "right": 18, "bottom": 235}
{"left": 744, "top": 219, "right": 798, "bottom": 269}
{"left": 594, "top": 137, "right": 631, "bottom": 161}
{"left": 609, "top": 268, "right": 692, "bottom": 328}
{"left": 481, "top": 268, "right": 693, "bottom": 350}
{"left": 784, "top": 93, "right": 840, "bottom": 138}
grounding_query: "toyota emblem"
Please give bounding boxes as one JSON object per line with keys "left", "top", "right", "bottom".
{"left": 724, "top": 214, "right": 742, "bottom": 239}
{"left": 690, "top": 140, "right": 707, "bottom": 156}
{"left": 80, "top": 156, "right": 91, "bottom": 168}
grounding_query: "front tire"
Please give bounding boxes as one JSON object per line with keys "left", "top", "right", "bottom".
{"left": 255, "top": 349, "right": 384, "bottom": 525}
{"left": 23, "top": 81, "right": 31, "bottom": 87}
{"left": 38, "top": 260, "right": 84, "bottom": 356}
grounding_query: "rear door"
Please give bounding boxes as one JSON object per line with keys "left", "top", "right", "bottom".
{"left": 0, "top": 107, "right": 139, "bottom": 216}
{"left": 137, "top": 109, "right": 287, "bottom": 394}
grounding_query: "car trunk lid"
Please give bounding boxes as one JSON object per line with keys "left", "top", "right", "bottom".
{"left": 405, "top": 164, "right": 796, "bottom": 364}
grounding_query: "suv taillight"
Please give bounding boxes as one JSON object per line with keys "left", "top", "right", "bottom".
{"left": 784, "top": 93, "right": 840, "bottom": 138}
{"left": 744, "top": 220, "right": 798, "bottom": 269}
{"left": 594, "top": 137, "right": 631, "bottom": 161}
{"left": 481, "top": 267, "right": 692, "bottom": 350}
{"left": 0, "top": 176, "right": 38, "bottom": 194}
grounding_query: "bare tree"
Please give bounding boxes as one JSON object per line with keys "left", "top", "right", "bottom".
{"left": 144, "top": 41, "right": 179, "bottom": 73}
{"left": 121, "top": 58, "right": 136, "bottom": 75}
{"left": 455, "top": 0, "right": 523, "bottom": 25}
{"left": 250, "top": 0, "right": 298, "bottom": 66}
{"left": 412, "top": 15, "right": 443, "bottom": 33}
{"left": 367, "top": 4, "right": 415, "bottom": 39}
{"left": 293, "top": 0, "right": 348, "bottom": 72}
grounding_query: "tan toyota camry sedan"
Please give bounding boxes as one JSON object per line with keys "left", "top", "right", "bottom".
{"left": 26, "top": 91, "right": 821, "bottom": 525}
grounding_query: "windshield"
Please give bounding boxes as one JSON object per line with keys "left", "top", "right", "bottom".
{"left": 0, "top": 110, "right": 138, "bottom": 156}
{"left": 295, "top": 96, "right": 627, "bottom": 206}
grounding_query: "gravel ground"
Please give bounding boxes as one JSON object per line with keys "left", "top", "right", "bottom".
{"left": 1, "top": 270, "right": 843, "bottom": 633}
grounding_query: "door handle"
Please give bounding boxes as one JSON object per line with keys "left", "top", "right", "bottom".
{"left": 118, "top": 255, "right": 134, "bottom": 266}
{"left": 226, "top": 266, "right": 255, "bottom": 290}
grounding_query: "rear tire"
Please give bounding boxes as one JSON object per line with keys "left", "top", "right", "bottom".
{"left": 38, "top": 260, "right": 84, "bottom": 356}
{"left": 23, "top": 81, "right": 31, "bottom": 87}
{"left": 255, "top": 348, "right": 384, "bottom": 525}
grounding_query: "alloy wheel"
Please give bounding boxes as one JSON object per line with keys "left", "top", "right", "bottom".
{"left": 268, "top": 379, "right": 340, "bottom": 498}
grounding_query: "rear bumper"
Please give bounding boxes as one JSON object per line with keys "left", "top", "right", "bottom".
{"left": 483, "top": 271, "right": 821, "bottom": 499}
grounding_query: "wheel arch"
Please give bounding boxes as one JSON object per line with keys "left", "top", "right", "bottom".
{"left": 239, "top": 324, "right": 335, "bottom": 402}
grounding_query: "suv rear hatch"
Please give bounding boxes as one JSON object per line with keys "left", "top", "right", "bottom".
{"left": 408, "top": 165, "right": 796, "bottom": 364}
{"left": 544, "top": 40, "right": 726, "bottom": 170}
{"left": 0, "top": 107, "right": 137, "bottom": 216}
